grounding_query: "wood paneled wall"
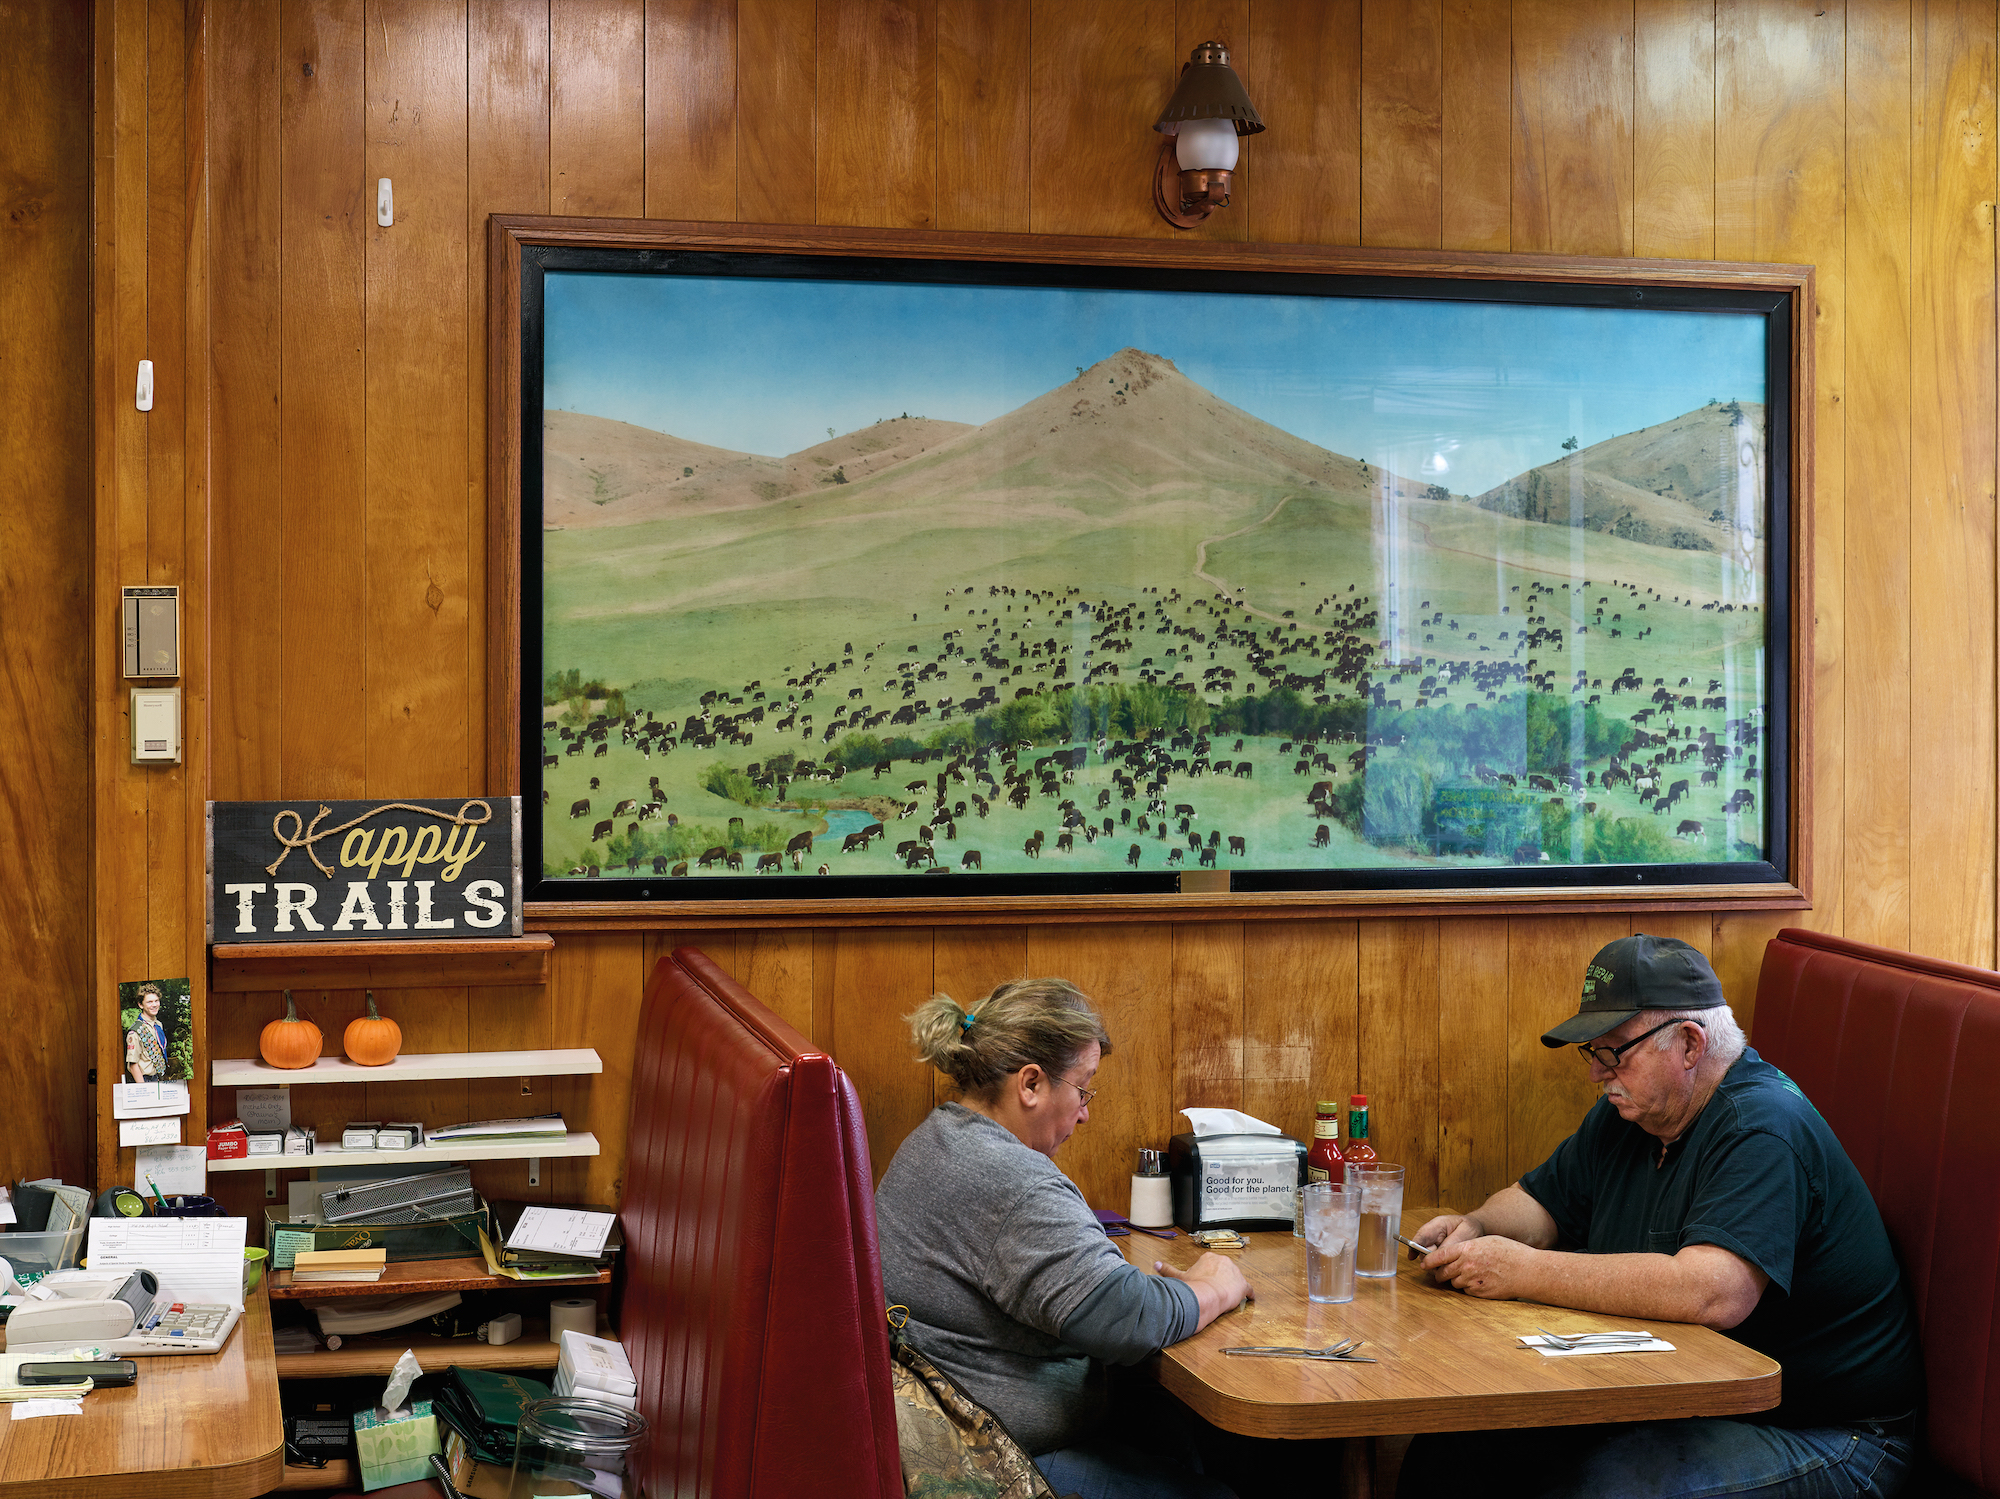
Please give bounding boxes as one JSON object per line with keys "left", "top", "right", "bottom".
{"left": 0, "top": 0, "right": 94, "bottom": 1185}
{"left": 62, "top": 1, "right": 1999, "bottom": 1219}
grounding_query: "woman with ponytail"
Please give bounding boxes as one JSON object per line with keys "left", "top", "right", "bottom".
{"left": 876, "top": 979, "right": 1249, "bottom": 1499}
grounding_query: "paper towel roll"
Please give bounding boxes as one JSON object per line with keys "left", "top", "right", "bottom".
{"left": 549, "top": 1297, "right": 596, "bottom": 1340}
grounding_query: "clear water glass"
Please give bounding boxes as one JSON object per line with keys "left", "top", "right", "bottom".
{"left": 1346, "top": 1162, "right": 1405, "bottom": 1277}
{"left": 1302, "top": 1181, "right": 1358, "bottom": 1304}
{"left": 507, "top": 1397, "right": 649, "bottom": 1499}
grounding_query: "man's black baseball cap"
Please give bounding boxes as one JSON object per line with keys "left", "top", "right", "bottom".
{"left": 1539, "top": 934, "right": 1726, "bottom": 1047}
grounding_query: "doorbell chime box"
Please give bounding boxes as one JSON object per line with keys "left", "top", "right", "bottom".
{"left": 122, "top": 585, "right": 180, "bottom": 678}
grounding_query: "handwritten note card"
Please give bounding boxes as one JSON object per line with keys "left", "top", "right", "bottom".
{"left": 118, "top": 1117, "right": 181, "bottom": 1148}
{"left": 135, "top": 1144, "right": 207, "bottom": 1198}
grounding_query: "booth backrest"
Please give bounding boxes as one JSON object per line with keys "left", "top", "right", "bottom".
{"left": 1754, "top": 927, "right": 2000, "bottom": 1492}
{"left": 621, "top": 947, "right": 902, "bottom": 1499}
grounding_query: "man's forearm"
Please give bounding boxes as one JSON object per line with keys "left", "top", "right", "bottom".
{"left": 1464, "top": 1183, "right": 1558, "bottom": 1249}
{"left": 1507, "top": 1247, "right": 1760, "bottom": 1329}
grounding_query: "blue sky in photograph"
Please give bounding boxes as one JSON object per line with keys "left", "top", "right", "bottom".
{"left": 543, "top": 271, "right": 1766, "bottom": 496}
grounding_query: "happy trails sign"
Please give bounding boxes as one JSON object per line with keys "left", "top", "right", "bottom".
{"left": 206, "top": 798, "right": 522, "bottom": 943}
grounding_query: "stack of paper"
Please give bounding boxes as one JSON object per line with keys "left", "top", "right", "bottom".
{"left": 493, "top": 1203, "right": 621, "bottom": 1274}
{"left": 553, "top": 1330, "right": 636, "bottom": 1411}
{"left": 292, "top": 1248, "right": 387, "bottom": 1283}
{"left": 425, "top": 1115, "right": 567, "bottom": 1142}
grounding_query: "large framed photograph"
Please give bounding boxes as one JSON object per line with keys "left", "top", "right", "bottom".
{"left": 489, "top": 220, "right": 1809, "bottom": 918}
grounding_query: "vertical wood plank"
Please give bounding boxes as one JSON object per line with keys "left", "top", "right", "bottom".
{"left": 819, "top": 0, "right": 938, "bottom": 228}
{"left": 1512, "top": 0, "right": 1635, "bottom": 256}
{"left": 1241, "top": 919, "right": 1359, "bottom": 1144}
{"left": 736, "top": 927, "right": 817, "bottom": 1037}
{"left": 468, "top": 0, "right": 552, "bottom": 787}
{"left": 739, "top": 0, "right": 818, "bottom": 223}
{"left": 823, "top": 928, "right": 937, "bottom": 1183}
{"left": 1440, "top": 0, "right": 1511, "bottom": 252}
{"left": 280, "top": 0, "right": 368, "bottom": 801}
{"left": 1635, "top": 0, "right": 1718, "bottom": 260}
{"left": 1171, "top": 921, "right": 1244, "bottom": 1112}
{"left": 365, "top": 0, "right": 470, "bottom": 796}
{"left": 1718, "top": 1, "right": 1847, "bottom": 938}
{"left": 646, "top": 0, "right": 738, "bottom": 220}
{"left": 1843, "top": 0, "right": 1913, "bottom": 952}
{"left": 1360, "top": 0, "right": 1442, "bottom": 249}
{"left": 145, "top": 0, "right": 190, "bottom": 986}
{"left": 1246, "top": 0, "right": 1361, "bottom": 246}
{"left": 551, "top": 0, "right": 645, "bottom": 218}
{"left": 1358, "top": 919, "right": 1440, "bottom": 1207}
{"left": 1506, "top": 916, "right": 1628, "bottom": 1185}
{"left": 1908, "top": 0, "right": 1997, "bottom": 968}
{"left": 207, "top": 0, "right": 282, "bottom": 805}
{"left": 102, "top": 0, "right": 152, "bottom": 1193}
{"left": 0, "top": 0, "right": 94, "bottom": 1184}
{"left": 464, "top": 979, "right": 557, "bottom": 1207}
{"left": 1027, "top": 924, "right": 1176, "bottom": 1212}
{"left": 1029, "top": 0, "right": 1177, "bottom": 239}
{"left": 549, "top": 933, "right": 649, "bottom": 1205}
{"left": 1437, "top": 917, "right": 1508, "bottom": 1209}
{"left": 936, "top": 0, "right": 1030, "bottom": 231}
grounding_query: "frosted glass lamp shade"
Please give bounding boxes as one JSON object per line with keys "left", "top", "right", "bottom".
{"left": 1175, "top": 118, "right": 1240, "bottom": 172}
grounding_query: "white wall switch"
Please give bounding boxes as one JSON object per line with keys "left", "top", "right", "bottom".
{"left": 131, "top": 687, "right": 181, "bottom": 764}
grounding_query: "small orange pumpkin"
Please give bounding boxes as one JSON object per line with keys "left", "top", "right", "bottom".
{"left": 260, "top": 990, "right": 323, "bottom": 1070}
{"left": 343, "top": 990, "right": 403, "bottom": 1067}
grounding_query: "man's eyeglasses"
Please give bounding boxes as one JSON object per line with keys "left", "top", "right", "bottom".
{"left": 1576, "top": 1017, "right": 1704, "bottom": 1070}
{"left": 1051, "top": 1072, "right": 1099, "bottom": 1108}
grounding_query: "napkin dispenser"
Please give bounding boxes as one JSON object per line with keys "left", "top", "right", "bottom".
{"left": 1167, "top": 1131, "right": 1306, "bottom": 1231}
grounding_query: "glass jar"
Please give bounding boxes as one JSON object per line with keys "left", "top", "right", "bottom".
{"left": 508, "top": 1397, "right": 649, "bottom": 1499}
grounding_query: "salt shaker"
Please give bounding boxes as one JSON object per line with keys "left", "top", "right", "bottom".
{"left": 1129, "top": 1147, "right": 1172, "bottom": 1228}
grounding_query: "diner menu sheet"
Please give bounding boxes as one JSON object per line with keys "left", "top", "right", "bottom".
{"left": 85, "top": 1217, "right": 247, "bottom": 1309}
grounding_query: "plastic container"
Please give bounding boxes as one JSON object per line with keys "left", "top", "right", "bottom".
{"left": 0, "top": 1225, "right": 85, "bottom": 1283}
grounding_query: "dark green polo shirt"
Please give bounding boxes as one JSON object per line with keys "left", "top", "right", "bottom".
{"left": 1520, "top": 1048, "right": 1922, "bottom": 1427}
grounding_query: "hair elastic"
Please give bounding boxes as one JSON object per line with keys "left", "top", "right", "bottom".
{"left": 959, "top": 1009, "right": 977, "bottom": 1033}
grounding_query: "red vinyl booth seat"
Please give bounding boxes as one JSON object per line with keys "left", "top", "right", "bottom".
{"left": 1754, "top": 927, "right": 2000, "bottom": 1494}
{"left": 620, "top": 947, "right": 902, "bottom": 1499}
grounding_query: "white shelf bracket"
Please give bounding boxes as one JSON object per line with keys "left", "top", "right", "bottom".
{"left": 528, "top": 1157, "right": 542, "bottom": 1187}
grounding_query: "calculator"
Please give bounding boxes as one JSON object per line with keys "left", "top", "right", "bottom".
{"left": 121, "top": 1301, "right": 243, "bottom": 1355}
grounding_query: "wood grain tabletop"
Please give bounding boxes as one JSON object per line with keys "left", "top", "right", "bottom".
{"left": 1128, "top": 1213, "right": 1782, "bottom": 1440}
{"left": 0, "top": 1285, "right": 283, "bottom": 1498}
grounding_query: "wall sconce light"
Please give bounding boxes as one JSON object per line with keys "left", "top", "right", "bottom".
{"left": 1152, "top": 41, "right": 1265, "bottom": 229}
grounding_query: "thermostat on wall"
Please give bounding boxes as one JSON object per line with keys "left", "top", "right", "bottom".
{"left": 131, "top": 687, "right": 181, "bottom": 765}
{"left": 122, "top": 585, "right": 180, "bottom": 678}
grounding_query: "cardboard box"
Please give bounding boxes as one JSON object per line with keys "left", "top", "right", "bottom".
{"left": 265, "top": 1203, "right": 489, "bottom": 1267}
{"left": 352, "top": 1401, "right": 440, "bottom": 1492}
{"left": 206, "top": 1121, "right": 249, "bottom": 1160}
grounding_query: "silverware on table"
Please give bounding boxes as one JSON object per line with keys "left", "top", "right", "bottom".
{"left": 1224, "top": 1341, "right": 1375, "bottom": 1363}
{"left": 1532, "top": 1326, "right": 1656, "bottom": 1349}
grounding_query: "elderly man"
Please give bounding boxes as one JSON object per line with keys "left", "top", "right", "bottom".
{"left": 1397, "top": 934, "right": 1922, "bottom": 1499}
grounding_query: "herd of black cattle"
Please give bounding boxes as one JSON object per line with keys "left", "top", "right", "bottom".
{"left": 540, "top": 574, "right": 1766, "bottom": 877}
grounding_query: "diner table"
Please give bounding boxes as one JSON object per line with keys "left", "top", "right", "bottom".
{"left": 1126, "top": 1209, "right": 1781, "bottom": 1497}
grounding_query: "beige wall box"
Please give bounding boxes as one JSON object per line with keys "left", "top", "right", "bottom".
{"left": 130, "top": 687, "right": 181, "bottom": 764}
{"left": 121, "top": 585, "right": 179, "bottom": 678}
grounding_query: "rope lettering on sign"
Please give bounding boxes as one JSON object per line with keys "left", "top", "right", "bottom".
{"left": 266, "top": 800, "right": 494, "bottom": 878}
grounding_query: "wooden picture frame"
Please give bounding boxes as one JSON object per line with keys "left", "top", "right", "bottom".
{"left": 487, "top": 217, "right": 1811, "bottom": 927}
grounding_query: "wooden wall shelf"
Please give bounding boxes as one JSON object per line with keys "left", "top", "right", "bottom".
{"left": 269, "top": 1255, "right": 611, "bottom": 1300}
{"left": 209, "top": 1129, "right": 599, "bottom": 1173}
{"left": 209, "top": 934, "right": 555, "bottom": 991}
{"left": 212, "top": 1047, "right": 601, "bottom": 1087}
{"left": 274, "top": 1318, "right": 613, "bottom": 1377}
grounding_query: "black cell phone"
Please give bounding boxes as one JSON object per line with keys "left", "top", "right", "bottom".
{"left": 18, "top": 1360, "right": 138, "bottom": 1387}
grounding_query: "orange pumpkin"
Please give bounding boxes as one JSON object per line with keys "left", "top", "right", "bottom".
{"left": 259, "top": 990, "right": 323, "bottom": 1070}
{"left": 343, "top": 990, "right": 403, "bottom": 1067}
